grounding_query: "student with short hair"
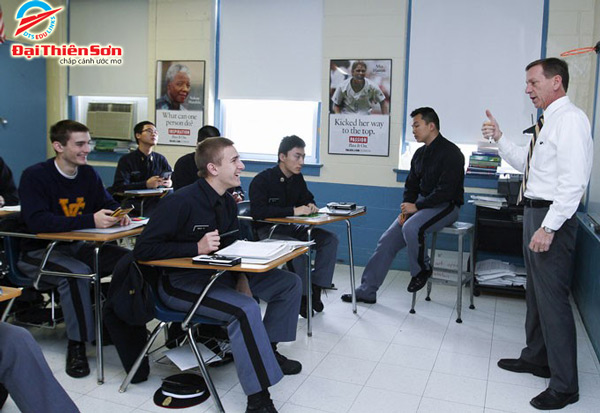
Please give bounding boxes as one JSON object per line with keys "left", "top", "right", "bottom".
{"left": 111, "top": 121, "right": 172, "bottom": 215}
{"left": 134, "top": 137, "right": 302, "bottom": 413}
{"left": 18, "top": 119, "right": 130, "bottom": 378}
{"left": 249, "top": 135, "right": 339, "bottom": 318}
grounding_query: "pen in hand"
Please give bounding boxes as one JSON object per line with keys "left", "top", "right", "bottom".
{"left": 219, "top": 229, "right": 240, "bottom": 238}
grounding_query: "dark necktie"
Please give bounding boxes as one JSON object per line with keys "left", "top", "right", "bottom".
{"left": 517, "top": 115, "right": 544, "bottom": 205}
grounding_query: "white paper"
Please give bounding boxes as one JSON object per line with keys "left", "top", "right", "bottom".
{"left": 164, "top": 342, "right": 222, "bottom": 370}
{"left": 72, "top": 219, "right": 148, "bottom": 234}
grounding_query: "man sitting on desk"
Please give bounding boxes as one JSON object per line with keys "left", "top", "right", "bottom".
{"left": 111, "top": 121, "right": 172, "bottom": 216}
{"left": 341, "top": 107, "right": 464, "bottom": 304}
{"left": 134, "top": 137, "right": 302, "bottom": 413}
{"left": 18, "top": 120, "right": 131, "bottom": 378}
{"left": 249, "top": 135, "right": 339, "bottom": 318}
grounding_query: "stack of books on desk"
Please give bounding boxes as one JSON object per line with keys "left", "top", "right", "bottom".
{"left": 475, "top": 259, "right": 526, "bottom": 288}
{"left": 468, "top": 195, "right": 507, "bottom": 210}
{"left": 206, "top": 239, "right": 314, "bottom": 265}
{"left": 467, "top": 151, "right": 502, "bottom": 176}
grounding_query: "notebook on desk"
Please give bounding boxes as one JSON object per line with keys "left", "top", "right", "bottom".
{"left": 72, "top": 219, "right": 149, "bottom": 234}
{"left": 124, "top": 188, "right": 172, "bottom": 195}
{"left": 195, "top": 239, "right": 313, "bottom": 265}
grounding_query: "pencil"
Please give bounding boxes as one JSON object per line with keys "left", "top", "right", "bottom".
{"left": 219, "top": 229, "right": 240, "bottom": 238}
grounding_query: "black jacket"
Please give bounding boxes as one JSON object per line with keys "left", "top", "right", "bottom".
{"left": 404, "top": 134, "right": 465, "bottom": 209}
{"left": 249, "top": 165, "right": 314, "bottom": 226}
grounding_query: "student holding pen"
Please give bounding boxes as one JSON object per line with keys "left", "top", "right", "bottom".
{"left": 134, "top": 137, "right": 302, "bottom": 413}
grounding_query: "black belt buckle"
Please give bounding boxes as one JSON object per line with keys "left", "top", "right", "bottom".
{"left": 524, "top": 198, "right": 552, "bottom": 208}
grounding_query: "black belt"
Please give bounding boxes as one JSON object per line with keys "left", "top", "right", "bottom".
{"left": 523, "top": 198, "right": 553, "bottom": 208}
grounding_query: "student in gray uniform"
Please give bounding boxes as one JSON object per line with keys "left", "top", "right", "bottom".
{"left": 134, "top": 137, "right": 302, "bottom": 413}
{"left": 0, "top": 322, "right": 79, "bottom": 412}
{"left": 342, "top": 107, "right": 464, "bottom": 303}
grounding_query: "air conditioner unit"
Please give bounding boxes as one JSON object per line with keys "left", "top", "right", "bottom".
{"left": 86, "top": 102, "right": 135, "bottom": 141}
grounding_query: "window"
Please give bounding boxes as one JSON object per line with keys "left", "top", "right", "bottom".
{"left": 217, "top": 0, "right": 322, "bottom": 162}
{"left": 221, "top": 99, "right": 319, "bottom": 163}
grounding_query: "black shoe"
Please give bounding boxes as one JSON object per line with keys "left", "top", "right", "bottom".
{"left": 246, "top": 396, "right": 278, "bottom": 413}
{"left": 274, "top": 351, "right": 302, "bottom": 375}
{"left": 530, "top": 388, "right": 579, "bottom": 410}
{"left": 497, "top": 358, "right": 551, "bottom": 378}
{"left": 340, "top": 293, "right": 376, "bottom": 304}
{"left": 66, "top": 342, "right": 90, "bottom": 378}
{"left": 407, "top": 269, "right": 432, "bottom": 293}
{"left": 312, "top": 285, "right": 324, "bottom": 313}
{"left": 246, "top": 403, "right": 278, "bottom": 413}
{"left": 299, "top": 297, "right": 313, "bottom": 319}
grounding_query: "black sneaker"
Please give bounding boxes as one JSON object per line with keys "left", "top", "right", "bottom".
{"left": 274, "top": 351, "right": 302, "bottom": 375}
{"left": 246, "top": 397, "right": 278, "bottom": 413}
{"left": 407, "top": 269, "right": 432, "bottom": 293}
{"left": 66, "top": 342, "right": 90, "bottom": 378}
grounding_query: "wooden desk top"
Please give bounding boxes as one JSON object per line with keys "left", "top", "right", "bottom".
{"left": 0, "top": 210, "right": 19, "bottom": 217}
{"left": 36, "top": 226, "right": 144, "bottom": 242}
{"left": 0, "top": 286, "right": 22, "bottom": 302}
{"left": 140, "top": 246, "right": 308, "bottom": 273}
{"left": 265, "top": 211, "right": 366, "bottom": 226}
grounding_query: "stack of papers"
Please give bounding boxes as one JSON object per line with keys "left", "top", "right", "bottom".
{"left": 72, "top": 218, "right": 149, "bottom": 234}
{"left": 0, "top": 205, "right": 20, "bottom": 212}
{"left": 318, "top": 206, "right": 366, "bottom": 216}
{"left": 211, "top": 239, "right": 314, "bottom": 264}
{"left": 468, "top": 195, "right": 507, "bottom": 210}
{"left": 475, "top": 259, "right": 526, "bottom": 288}
{"left": 124, "top": 188, "right": 173, "bottom": 195}
{"left": 285, "top": 213, "right": 330, "bottom": 222}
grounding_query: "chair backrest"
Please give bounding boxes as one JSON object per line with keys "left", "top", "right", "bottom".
{"left": 237, "top": 200, "right": 258, "bottom": 241}
{"left": 2, "top": 236, "right": 34, "bottom": 287}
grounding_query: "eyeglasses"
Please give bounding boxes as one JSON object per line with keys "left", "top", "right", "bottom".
{"left": 142, "top": 129, "right": 158, "bottom": 135}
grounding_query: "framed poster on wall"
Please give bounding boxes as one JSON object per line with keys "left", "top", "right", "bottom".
{"left": 328, "top": 59, "right": 391, "bottom": 156}
{"left": 155, "top": 60, "right": 205, "bottom": 146}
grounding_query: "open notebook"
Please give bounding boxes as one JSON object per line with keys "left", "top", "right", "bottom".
{"left": 193, "top": 239, "right": 314, "bottom": 265}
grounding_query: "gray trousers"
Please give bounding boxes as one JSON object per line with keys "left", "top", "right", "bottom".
{"left": 0, "top": 322, "right": 79, "bottom": 412}
{"left": 159, "top": 268, "right": 302, "bottom": 395}
{"left": 18, "top": 242, "right": 129, "bottom": 342}
{"left": 356, "top": 203, "right": 459, "bottom": 300}
{"left": 520, "top": 206, "right": 578, "bottom": 393}
{"left": 258, "top": 225, "right": 339, "bottom": 295}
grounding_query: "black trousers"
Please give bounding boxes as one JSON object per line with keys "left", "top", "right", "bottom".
{"left": 520, "top": 206, "right": 578, "bottom": 393}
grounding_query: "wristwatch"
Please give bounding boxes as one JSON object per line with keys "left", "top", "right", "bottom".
{"left": 542, "top": 226, "right": 555, "bottom": 234}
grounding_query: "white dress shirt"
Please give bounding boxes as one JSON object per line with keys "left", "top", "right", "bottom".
{"left": 498, "top": 96, "right": 593, "bottom": 231}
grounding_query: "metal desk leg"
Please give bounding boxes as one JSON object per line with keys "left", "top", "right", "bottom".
{"left": 306, "top": 227, "right": 313, "bottom": 337}
{"left": 456, "top": 234, "right": 464, "bottom": 324}
{"left": 94, "top": 244, "right": 104, "bottom": 384}
{"left": 345, "top": 219, "right": 357, "bottom": 314}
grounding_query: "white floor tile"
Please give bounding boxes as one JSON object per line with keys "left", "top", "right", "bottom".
{"left": 365, "top": 363, "right": 430, "bottom": 396}
{"left": 330, "top": 335, "right": 390, "bottom": 362}
{"left": 349, "top": 387, "right": 420, "bottom": 413}
{"left": 424, "top": 372, "right": 487, "bottom": 407}
{"left": 311, "top": 353, "right": 377, "bottom": 385}
{"left": 289, "top": 376, "right": 362, "bottom": 413}
{"left": 379, "top": 342, "right": 439, "bottom": 372}
{"left": 433, "top": 351, "right": 490, "bottom": 380}
{"left": 418, "top": 397, "right": 485, "bottom": 413}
